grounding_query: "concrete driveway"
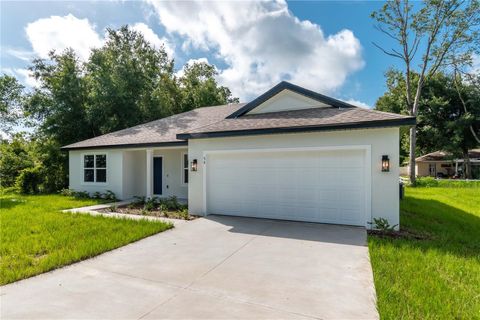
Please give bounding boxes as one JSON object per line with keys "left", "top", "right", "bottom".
{"left": 0, "top": 216, "right": 378, "bottom": 319}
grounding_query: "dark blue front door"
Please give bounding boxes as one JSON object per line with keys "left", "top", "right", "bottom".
{"left": 153, "top": 157, "right": 162, "bottom": 195}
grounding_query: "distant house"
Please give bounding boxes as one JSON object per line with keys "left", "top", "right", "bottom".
{"left": 62, "top": 81, "right": 415, "bottom": 229}
{"left": 410, "top": 149, "right": 480, "bottom": 179}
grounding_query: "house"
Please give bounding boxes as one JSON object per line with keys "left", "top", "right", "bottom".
{"left": 412, "top": 149, "right": 480, "bottom": 179}
{"left": 62, "top": 81, "right": 415, "bottom": 229}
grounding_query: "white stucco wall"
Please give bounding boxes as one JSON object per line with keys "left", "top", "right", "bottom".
{"left": 152, "top": 148, "right": 188, "bottom": 199}
{"left": 187, "top": 127, "right": 400, "bottom": 229}
{"left": 68, "top": 149, "right": 124, "bottom": 199}
{"left": 123, "top": 150, "right": 146, "bottom": 199}
{"left": 69, "top": 147, "right": 188, "bottom": 200}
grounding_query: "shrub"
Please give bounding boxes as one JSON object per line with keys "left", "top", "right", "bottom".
{"left": 104, "top": 190, "right": 117, "bottom": 201}
{"left": 15, "top": 166, "right": 43, "bottom": 194}
{"left": 179, "top": 208, "right": 189, "bottom": 220}
{"left": 160, "top": 196, "right": 182, "bottom": 211}
{"left": 132, "top": 196, "right": 146, "bottom": 206}
{"left": 73, "top": 191, "right": 90, "bottom": 198}
{"left": 60, "top": 188, "right": 75, "bottom": 196}
{"left": 369, "top": 217, "right": 398, "bottom": 232}
{"left": 415, "top": 177, "right": 439, "bottom": 187}
{"left": 143, "top": 197, "right": 157, "bottom": 211}
{"left": 92, "top": 192, "right": 103, "bottom": 199}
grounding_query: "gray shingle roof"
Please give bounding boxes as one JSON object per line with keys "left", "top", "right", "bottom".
{"left": 177, "top": 106, "right": 415, "bottom": 139}
{"left": 62, "top": 104, "right": 245, "bottom": 150}
{"left": 416, "top": 149, "right": 480, "bottom": 162}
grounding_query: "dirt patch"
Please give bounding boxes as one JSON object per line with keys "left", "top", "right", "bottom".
{"left": 368, "top": 229, "right": 431, "bottom": 240}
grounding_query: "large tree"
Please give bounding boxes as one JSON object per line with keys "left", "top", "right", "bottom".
{"left": 9, "top": 25, "right": 238, "bottom": 192}
{"left": 371, "top": 0, "right": 479, "bottom": 184}
{"left": 375, "top": 70, "right": 480, "bottom": 178}
{"left": 0, "top": 75, "right": 24, "bottom": 136}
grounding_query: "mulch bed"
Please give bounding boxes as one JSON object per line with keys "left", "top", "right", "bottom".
{"left": 98, "top": 204, "right": 197, "bottom": 220}
{"left": 367, "top": 229, "right": 431, "bottom": 240}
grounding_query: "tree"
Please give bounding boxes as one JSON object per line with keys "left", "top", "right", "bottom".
{"left": 0, "top": 75, "right": 24, "bottom": 136}
{"left": 371, "top": 0, "right": 480, "bottom": 184}
{"left": 178, "top": 62, "right": 239, "bottom": 113}
{"left": 375, "top": 70, "right": 480, "bottom": 178}
{"left": 11, "top": 25, "right": 238, "bottom": 193}
{"left": 0, "top": 133, "right": 34, "bottom": 188}
{"left": 26, "top": 49, "right": 90, "bottom": 146}
{"left": 86, "top": 26, "right": 177, "bottom": 134}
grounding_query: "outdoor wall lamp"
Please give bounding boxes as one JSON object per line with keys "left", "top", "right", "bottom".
{"left": 191, "top": 159, "right": 198, "bottom": 172}
{"left": 381, "top": 155, "right": 390, "bottom": 172}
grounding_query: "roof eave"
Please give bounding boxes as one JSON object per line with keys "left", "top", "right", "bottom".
{"left": 177, "top": 117, "right": 416, "bottom": 140}
{"left": 61, "top": 141, "right": 188, "bottom": 151}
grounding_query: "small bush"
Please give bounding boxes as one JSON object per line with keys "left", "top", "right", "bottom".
{"left": 109, "top": 204, "right": 117, "bottom": 212}
{"left": 104, "top": 190, "right": 117, "bottom": 201}
{"left": 132, "top": 196, "right": 146, "bottom": 206}
{"left": 92, "top": 192, "right": 103, "bottom": 199}
{"left": 60, "top": 188, "right": 75, "bottom": 196}
{"left": 369, "top": 217, "right": 398, "bottom": 232}
{"left": 15, "top": 166, "right": 43, "bottom": 194}
{"left": 74, "top": 191, "right": 90, "bottom": 199}
{"left": 179, "top": 208, "right": 189, "bottom": 220}
{"left": 143, "top": 197, "right": 157, "bottom": 211}
{"left": 159, "top": 196, "right": 182, "bottom": 211}
{"left": 415, "top": 177, "right": 439, "bottom": 187}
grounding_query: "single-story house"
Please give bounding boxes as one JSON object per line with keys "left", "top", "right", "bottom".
{"left": 410, "top": 149, "right": 480, "bottom": 178}
{"left": 63, "top": 81, "right": 415, "bottom": 229}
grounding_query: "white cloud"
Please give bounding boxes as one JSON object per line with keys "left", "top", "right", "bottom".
{"left": 24, "top": 15, "right": 175, "bottom": 62}
{"left": 145, "top": 0, "right": 364, "bottom": 100}
{"left": 131, "top": 22, "right": 175, "bottom": 57}
{"left": 25, "top": 14, "right": 103, "bottom": 60}
{"left": 175, "top": 57, "right": 210, "bottom": 78}
{"left": 343, "top": 99, "right": 372, "bottom": 109}
{"left": 2, "top": 47, "right": 35, "bottom": 62}
{"left": 1, "top": 68, "right": 40, "bottom": 88}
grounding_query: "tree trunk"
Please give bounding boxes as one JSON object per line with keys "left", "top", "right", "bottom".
{"left": 409, "top": 127, "right": 417, "bottom": 185}
{"left": 464, "top": 151, "right": 472, "bottom": 179}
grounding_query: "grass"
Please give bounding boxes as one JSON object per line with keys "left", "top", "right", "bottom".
{"left": 0, "top": 194, "right": 172, "bottom": 285}
{"left": 368, "top": 186, "right": 480, "bottom": 319}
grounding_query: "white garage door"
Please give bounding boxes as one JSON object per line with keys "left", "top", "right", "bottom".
{"left": 206, "top": 149, "right": 369, "bottom": 226}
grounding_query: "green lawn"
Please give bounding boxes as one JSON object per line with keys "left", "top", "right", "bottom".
{"left": 0, "top": 194, "right": 172, "bottom": 285}
{"left": 368, "top": 186, "right": 480, "bottom": 319}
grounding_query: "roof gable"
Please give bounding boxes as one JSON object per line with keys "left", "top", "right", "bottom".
{"left": 246, "top": 89, "right": 331, "bottom": 115}
{"left": 227, "top": 81, "right": 357, "bottom": 118}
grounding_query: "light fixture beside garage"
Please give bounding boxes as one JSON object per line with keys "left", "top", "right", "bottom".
{"left": 191, "top": 159, "right": 198, "bottom": 171}
{"left": 381, "top": 155, "right": 390, "bottom": 172}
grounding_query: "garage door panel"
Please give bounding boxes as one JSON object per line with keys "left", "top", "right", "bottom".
{"left": 206, "top": 149, "right": 367, "bottom": 226}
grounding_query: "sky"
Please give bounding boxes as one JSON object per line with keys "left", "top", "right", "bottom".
{"left": 0, "top": 0, "right": 409, "bottom": 109}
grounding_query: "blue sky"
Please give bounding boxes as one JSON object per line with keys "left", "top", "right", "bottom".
{"left": 0, "top": 1, "right": 405, "bottom": 108}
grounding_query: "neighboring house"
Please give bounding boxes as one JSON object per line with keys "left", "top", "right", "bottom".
{"left": 411, "top": 150, "right": 480, "bottom": 179}
{"left": 63, "top": 82, "right": 415, "bottom": 228}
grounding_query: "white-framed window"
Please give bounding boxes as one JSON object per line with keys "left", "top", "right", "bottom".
{"left": 83, "top": 154, "right": 107, "bottom": 183}
{"left": 181, "top": 152, "right": 188, "bottom": 185}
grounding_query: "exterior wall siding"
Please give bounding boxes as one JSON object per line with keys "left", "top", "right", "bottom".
{"left": 69, "top": 149, "right": 124, "bottom": 199}
{"left": 187, "top": 127, "right": 400, "bottom": 229}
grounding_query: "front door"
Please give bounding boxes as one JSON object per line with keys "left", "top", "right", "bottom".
{"left": 429, "top": 163, "right": 436, "bottom": 177}
{"left": 153, "top": 157, "right": 162, "bottom": 195}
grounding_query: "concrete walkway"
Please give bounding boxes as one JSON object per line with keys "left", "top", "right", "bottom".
{"left": 0, "top": 216, "right": 378, "bottom": 319}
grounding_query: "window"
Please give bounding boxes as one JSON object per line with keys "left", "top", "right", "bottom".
{"left": 182, "top": 153, "right": 188, "bottom": 184}
{"left": 84, "top": 154, "right": 107, "bottom": 183}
